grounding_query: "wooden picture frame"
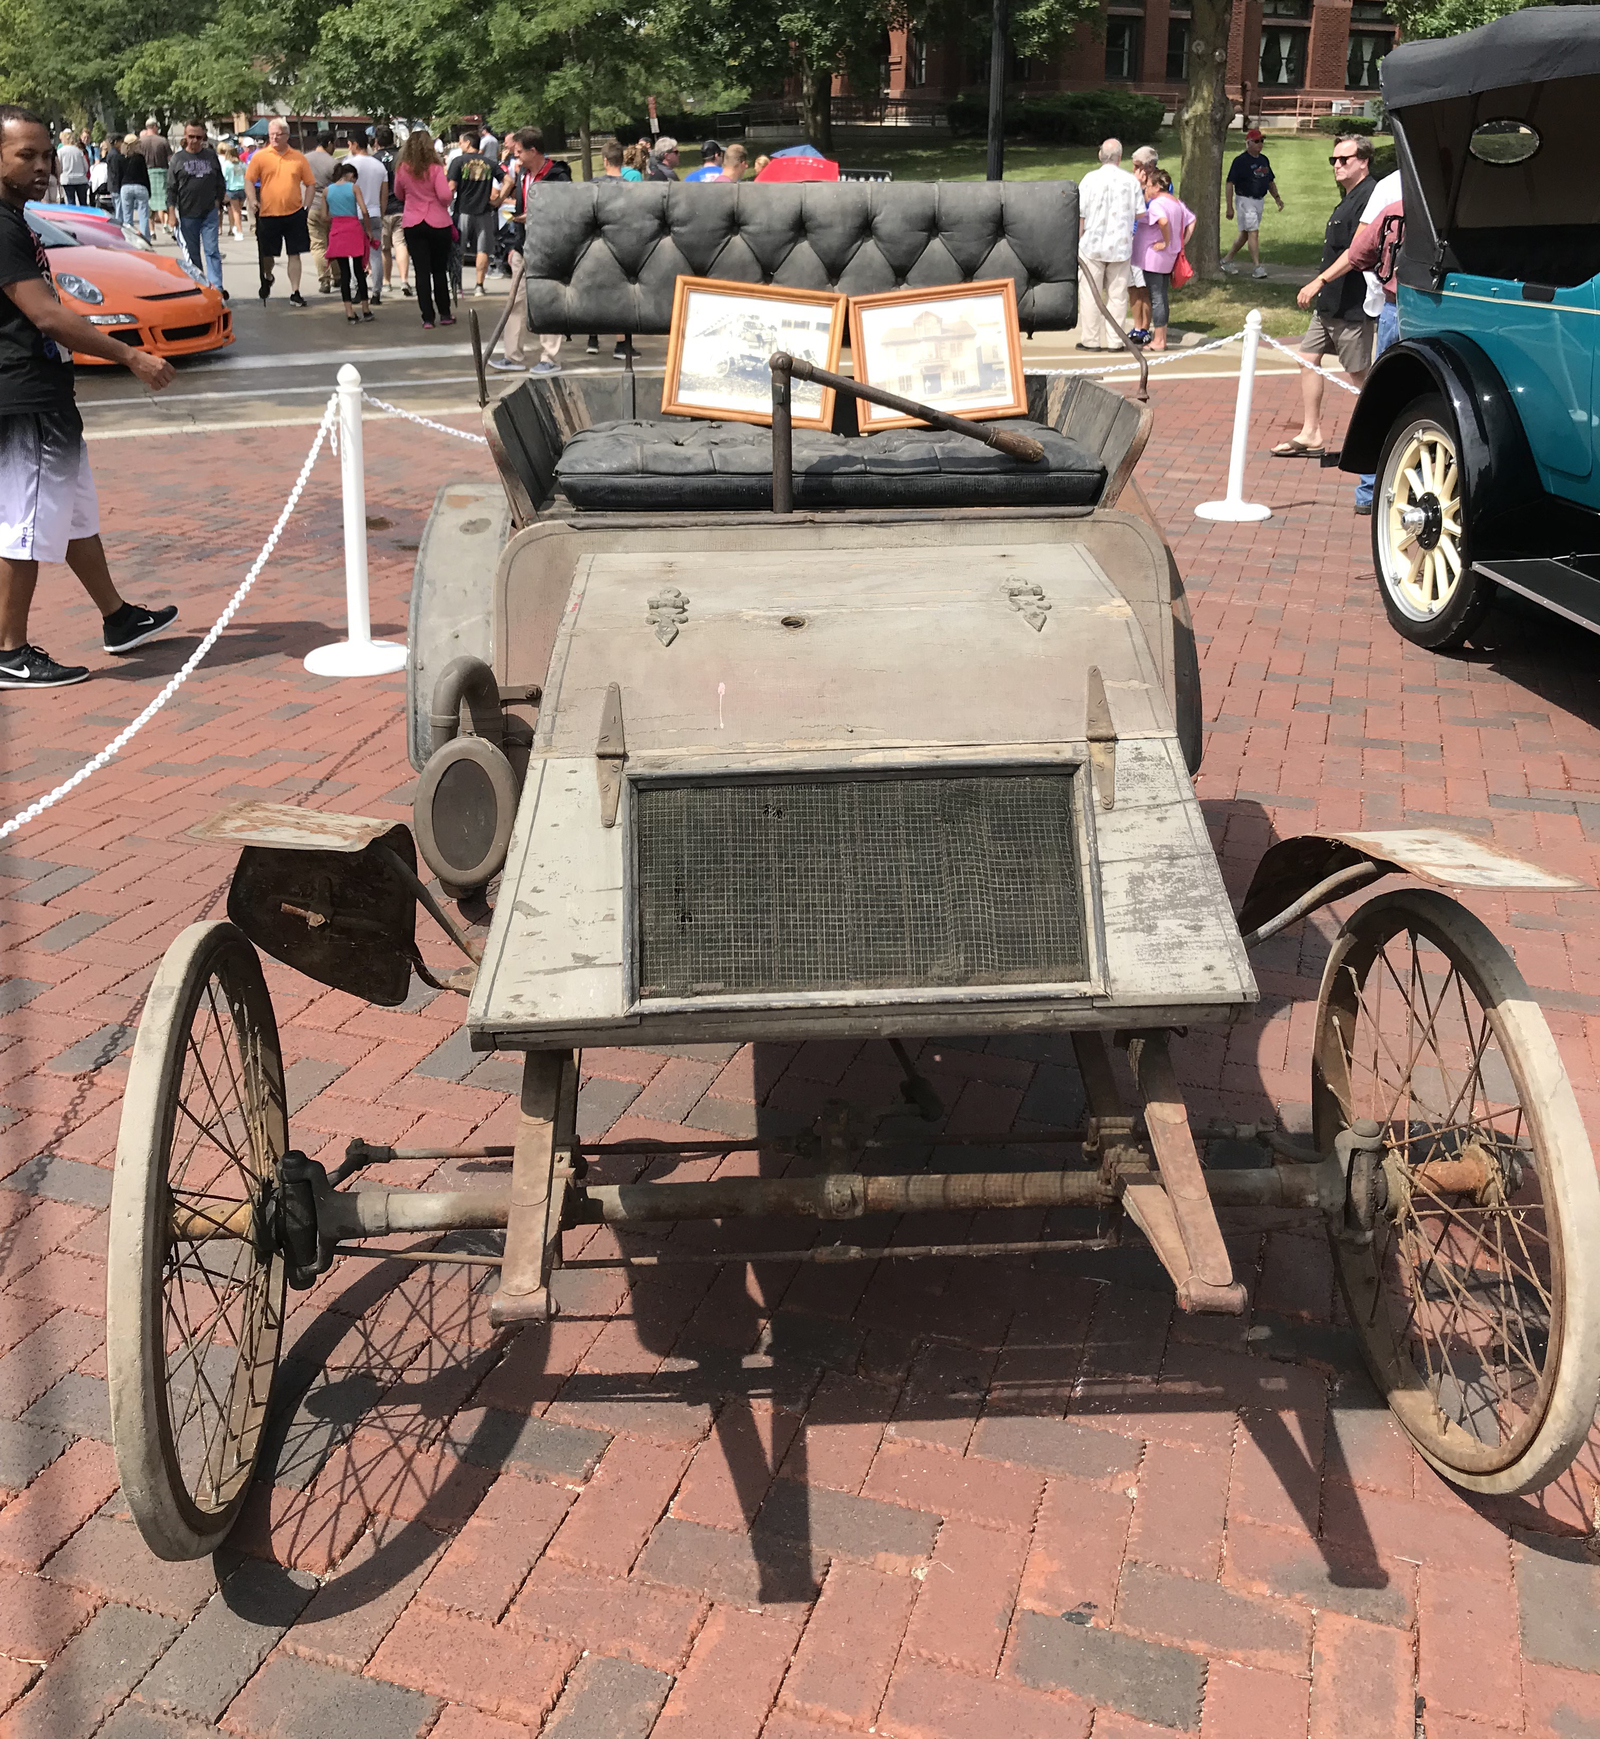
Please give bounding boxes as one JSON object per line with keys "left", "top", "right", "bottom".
{"left": 847, "top": 279, "right": 1028, "bottom": 431}
{"left": 662, "top": 277, "right": 848, "bottom": 429}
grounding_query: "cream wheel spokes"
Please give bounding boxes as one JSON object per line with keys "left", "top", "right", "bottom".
{"left": 1382, "top": 422, "right": 1464, "bottom": 621}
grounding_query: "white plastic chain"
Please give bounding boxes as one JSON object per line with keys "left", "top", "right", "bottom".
{"left": 1060, "top": 326, "right": 1248, "bottom": 382}
{"left": 1258, "top": 330, "right": 1362, "bottom": 394}
{"left": 361, "top": 392, "right": 489, "bottom": 445}
{"left": 0, "top": 395, "right": 340, "bottom": 843}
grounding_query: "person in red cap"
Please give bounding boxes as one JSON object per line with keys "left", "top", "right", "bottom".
{"left": 1222, "top": 129, "right": 1284, "bottom": 279}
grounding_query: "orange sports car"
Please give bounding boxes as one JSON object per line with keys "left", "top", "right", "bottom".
{"left": 25, "top": 207, "right": 233, "bottom": 366}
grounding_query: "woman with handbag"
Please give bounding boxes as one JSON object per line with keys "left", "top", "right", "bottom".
{"left": 392, "top": 127, "right": 455, "bottom": 329}
{"left": 1132, "top": 170, "right": 1195, "bottom": 354}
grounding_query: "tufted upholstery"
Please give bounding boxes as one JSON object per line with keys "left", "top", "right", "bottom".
{"left": 553, "top": 418, "right": 1105, "bottom": 512}
{"left": 522, "top": 181, "right": 1079, "bottom": 337}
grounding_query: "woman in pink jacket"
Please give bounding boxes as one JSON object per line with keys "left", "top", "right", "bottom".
{"left": 393, "top": 127, "right": 455, "bottom": 328}
{"left": 1132, "top": 170, "right": 1195, "bottom": 353}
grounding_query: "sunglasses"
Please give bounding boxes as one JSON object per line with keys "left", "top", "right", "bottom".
{"left": 1329, "top": 153, "right": 1361, "bottom": 164}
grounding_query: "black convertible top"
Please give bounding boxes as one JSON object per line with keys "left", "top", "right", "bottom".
{"left": 1381, "top": 5, "right": 1600, "bottom": 110}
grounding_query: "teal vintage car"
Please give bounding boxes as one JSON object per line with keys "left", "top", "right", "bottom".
{"left": 1341, "top": 8, "right": 1600, "bottom": 648}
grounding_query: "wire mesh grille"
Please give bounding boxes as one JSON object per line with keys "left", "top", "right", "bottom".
{"left": 636, "top": 772, "right": 1087, "bottom": 999}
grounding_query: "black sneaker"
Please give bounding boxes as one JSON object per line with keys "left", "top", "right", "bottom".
{"left": 103, "top": 602, "right": 179, "bottom": 654}
{"left": 288, "top": 291, "right": 307, "bottom": 308}
{"left": 586, "top": 337, "right": 600, "bottom": 354}
{"left": 0, "top": 644, "right": 89, "bottom": 688}
{"left": 613, "top": 340, "right": 634, "bottom": 360}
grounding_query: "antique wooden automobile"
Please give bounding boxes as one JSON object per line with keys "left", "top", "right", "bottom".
{"left": 110, "top": 181, "right": 1600, "bottom": 1561}
{"left": 1343, "top": 7, "right": 1600, "bottom": 647}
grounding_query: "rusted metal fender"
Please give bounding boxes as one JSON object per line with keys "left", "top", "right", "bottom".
{"left": 1237, "top": 827, "right": 1589, "bottom": 939}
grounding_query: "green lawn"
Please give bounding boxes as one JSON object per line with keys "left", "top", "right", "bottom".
{"left": 830, "top": 128, "right": 1377, "bottom": 336}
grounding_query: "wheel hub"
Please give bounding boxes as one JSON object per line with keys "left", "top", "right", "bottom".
{"left": 1411, "top": 492, "right": 1444, "bottom": 551}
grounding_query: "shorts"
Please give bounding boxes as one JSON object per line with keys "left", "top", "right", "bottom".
{"left": 148, "top": 167, "right": 167, "bottom": 210}
{"left": 458, "top": 211, "right": 496, "bottom": 256}
{"left": 1235, "top": 195, "right": 1264, "bottom": 233}
{"left": 0, "top": 408, "right": 98, "bottom": 564}
{"left": 1300, "top": 311, "right": 1377, "bottom": 375}
{"left": 256, "top": 210, "right": 311, "bottom": 257}
{"left": 1129, "top": 263, "right": 1146, "bottom": 289}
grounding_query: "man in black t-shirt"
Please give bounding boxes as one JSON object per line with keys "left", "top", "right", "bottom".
{"left": 1273, "top": 134, "right": 1375, "bottom": 457}
{"left": 165, "top": 121, "right": 227, "bottom": 293}
{"left": 448, "top": 126, "right": 499, "bottom": 298}
{"left": 0, "top": 106, "right": 179, "bottom": 689}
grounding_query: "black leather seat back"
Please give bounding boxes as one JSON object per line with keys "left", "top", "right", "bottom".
{"left": 522, "top": 181, "right": 1080, "bottom": 336}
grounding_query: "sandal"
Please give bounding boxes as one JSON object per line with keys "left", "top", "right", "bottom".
{"left": 1271, "top": 439, "right": 1325, "bottom": 457}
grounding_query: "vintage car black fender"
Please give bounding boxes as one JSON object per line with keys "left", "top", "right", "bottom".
{"left": 1340, "top": 334, "right": 1542, "bottom": 555}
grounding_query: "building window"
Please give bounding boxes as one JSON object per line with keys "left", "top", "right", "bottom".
{"left": 1261, "top": 0, "right": 1311, "bottom": 15}
{"left": 1165, "top": 19, "right": 1189, "bottom": 80}
{"left": 1347, "top": 30, "right": 1391, "bottom": 88}
{"left": 1259, "top": 25, "right": 1308, "bottom": 86}
{"left": 907, "top": 34, "right": 926, "bottom": 86}
{"left": 1348, "top": 1, "right": 1393, "bottom": 18}
{"left": 1106, "top": 16, "right": 1142, "bottom": 80}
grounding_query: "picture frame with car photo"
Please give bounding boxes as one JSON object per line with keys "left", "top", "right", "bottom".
{"left": 662, "top": 278, "right": 849, "bottom": 429}
{"left": 847, "top": 280, "right": 1028, "bottom": 431}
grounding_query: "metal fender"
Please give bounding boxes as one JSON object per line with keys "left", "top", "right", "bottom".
{"left": 1338, "top": 336, "right": 1542, "bottom": 549}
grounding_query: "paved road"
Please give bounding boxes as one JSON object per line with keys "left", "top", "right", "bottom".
{"left": 76, "top": 229, "right": 1308, "bottom": 439}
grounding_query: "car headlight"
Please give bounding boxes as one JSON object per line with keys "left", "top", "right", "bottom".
{"left": 176, "top": 255, "right": 207, "bottom": 285}
{"left": 54, "top": 272, "right": 103, "bottom": 305}
{"left": 87, "top": 313, "right": 138, "bottom": 325}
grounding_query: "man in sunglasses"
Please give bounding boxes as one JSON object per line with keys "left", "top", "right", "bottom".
{"left": 1272, "top": 134, "right": 1374, "bottom": 458}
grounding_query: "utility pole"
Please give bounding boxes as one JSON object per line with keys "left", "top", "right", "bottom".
{"left": 987, "top": 0, "right": 1008, "bottom": 180}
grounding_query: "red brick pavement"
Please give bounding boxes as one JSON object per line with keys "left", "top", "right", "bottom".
{"left": 3, "top": 377, "right": 1600, "bottom": 1738}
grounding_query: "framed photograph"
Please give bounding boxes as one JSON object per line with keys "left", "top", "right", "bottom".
{"left": 848, "top": 279, "right": 1028, "bottom": 430}
{"left": 662, "top": 278, "right": 848, "bottom": 429}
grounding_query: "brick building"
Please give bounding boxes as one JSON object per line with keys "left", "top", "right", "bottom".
{"left": 885, "top": 0, "right": 1397, "bottom": 116}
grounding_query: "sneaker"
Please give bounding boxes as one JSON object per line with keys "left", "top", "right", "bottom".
{"left": 1252, "top": 266, "right": 1269, "bottom": 280}
{"left": 474, "top": 285, "right": 487, "bottom": 298}
{"left": 613, "top": 341, "right": 634, "bottom": 360}
{"left": 258, "top": 276, "right": 272, "bottom": 304}
{"left": 487, "top": 357, "right": 524, "bottom": 372}
{"left": 1353, "top": 501, "right": 1373, "bottom": 517}
{"left": 103, "top": 602, "right": 178, "bottom": 654}
{"left": 370, "top": 294, "right": 382, "bottom": 307}
{"left": 401, "top": 284, "right": 413, "bottom": 298}
{"left": 439, "top": 315, "right": 456, "bottom": 326}
{"left": 288, "top": 291, "right": 307, "bottom": 308}
{"left": 421, "top": 320, "right": 435, "bottom": 330}
{"left": 531, "top": 359, "right": 562, "bottom": 376}
{"left": 1220, "top": 262, "right": 1238, "bottom": 276}
{"left": 0, "top": 644, "right": 89, "bottom": 688}
{"left": 585, "top": 337, "right": 600, "bottom": 354}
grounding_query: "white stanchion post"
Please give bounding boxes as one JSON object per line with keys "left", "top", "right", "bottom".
{"left": 1195, "top": 309, "right": 1271, "bottom": 524}
{"left": 305, "top": 365, "right": 408, "bottom": 677}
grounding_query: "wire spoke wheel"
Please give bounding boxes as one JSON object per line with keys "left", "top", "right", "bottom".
{"left": 109, "top": 922, "right": 287, "bottom": 1559}
{"left": 1314, "top": 889, "right": 1600, "bottom": 1494}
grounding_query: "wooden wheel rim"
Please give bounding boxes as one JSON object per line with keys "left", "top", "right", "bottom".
{"left": 1313, "top": 890, "right": 1598, "bottom": 1488}
{"left": 1380, "top": 418, "right": 1465, "bottom": 622}
{"left": 109, "top": 923, "right": 286, "bottom": 1557}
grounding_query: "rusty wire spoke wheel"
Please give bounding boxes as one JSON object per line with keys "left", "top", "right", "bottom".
{"left": 109, "top": 922, "right": 287, "bottom": 1559}
{"left": 1313, "top": 889, "right": 1600, "bottom": 1494}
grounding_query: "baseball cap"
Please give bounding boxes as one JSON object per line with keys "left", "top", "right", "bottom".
{"left": 701, "top": 139, "right": 723, "bottom": 157}
{"left": 1245, "top": 127, "right": 1264, "bottom": 142}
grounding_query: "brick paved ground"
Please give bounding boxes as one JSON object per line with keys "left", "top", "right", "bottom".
{"left": 4, "top": 378, "right": 1600, "bottom": 1739}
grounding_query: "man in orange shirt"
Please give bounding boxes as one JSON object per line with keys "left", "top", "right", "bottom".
{"left": 244, "top": 118, "right": 314, "bottom": 308}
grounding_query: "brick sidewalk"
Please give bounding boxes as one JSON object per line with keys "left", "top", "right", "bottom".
{"left": 3, "top": 380, "right": 1599, "bottom": 1739}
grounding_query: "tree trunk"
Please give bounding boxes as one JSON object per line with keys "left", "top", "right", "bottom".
{"left": 986, "top": 0, "right": 1008, "bottom": 180}
{"left": 800, "top": 61, "right": 833, "bottom": 155}
{"left": 1177, "top": 0, "right": 1236, "bottom": 278}
{"left": 579, "top": 111, "right": 592, "bottom": 181}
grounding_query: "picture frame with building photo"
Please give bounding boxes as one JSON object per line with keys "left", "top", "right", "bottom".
{"left": 848, "top": 280, "right": 1028, "bottom": 431}
{"left": 662, "top": 278, "right": 848, "bottom": 429}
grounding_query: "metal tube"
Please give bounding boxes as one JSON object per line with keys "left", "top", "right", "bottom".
{"left": 329, "top": 1188, "right": 510, "bottom": 1238}
{"left": 1240, "top": 861, "right": 1383, "bottom": 949}
{"left": 771, "top": 355, "right": 794, "bottom": 513}
{"left": 772, "top": 352, "right": 1046, "bottom": 460}
{"left": 568, "top": 1234, "right": 1114, "bottom": 1269}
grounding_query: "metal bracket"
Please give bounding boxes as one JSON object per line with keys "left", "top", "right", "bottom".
{"left": 1005, "top": 581, "right": 1052, "bottom": 633}
{"left": 596, "top": 683, "right": 625, "bottom": 828}
{"left": 490, "top": 1051, "right": 578, "bottom": 1325}
{"left": 647, "top": 587, "right": 690, "bottom": 646}
{"left": 1086, "top": 666, "right": 1117, "bottom": 812}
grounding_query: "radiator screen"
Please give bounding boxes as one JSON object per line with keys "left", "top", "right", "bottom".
{"left": 635, "top": 772, "right": 1087, "bottom": 999}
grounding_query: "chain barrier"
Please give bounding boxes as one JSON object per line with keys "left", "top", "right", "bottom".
{"left": 361, "top": 392, "right": 490, "bottom": 445}
{"left": 1052, "top": 326, "right": 1249, "bottom": 383}
{"left": 1258, "top": 330, "right": 1362, "bottom": 394}
{"left": 0, "top": 395, "right": 340, "bottom": 844}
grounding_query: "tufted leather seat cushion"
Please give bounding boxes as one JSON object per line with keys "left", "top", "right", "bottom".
{"left": 523, "top": 181, "right": 1079, "bottom": 336}
{"left": 553, "top": 419, "right": 1106, "bottom": 512}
